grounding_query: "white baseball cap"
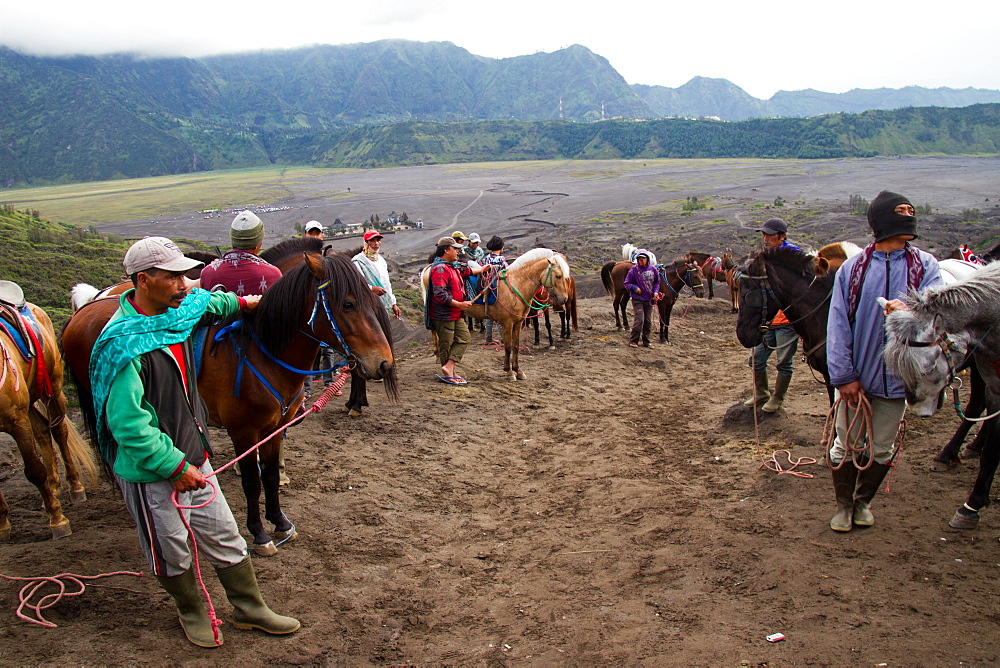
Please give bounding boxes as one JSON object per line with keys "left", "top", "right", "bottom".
{"left": 304, "top": 220, "right": 325, "bottom": 233}
{"left": 123, "top": 237, "right": 203, "bottom": 275}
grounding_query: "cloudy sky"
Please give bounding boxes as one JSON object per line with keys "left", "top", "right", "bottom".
{"left": 3, "top": 0, "right": 997, "bottom": 99}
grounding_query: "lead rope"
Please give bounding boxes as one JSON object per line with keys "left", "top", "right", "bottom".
{"left": 821, "top": 394, "right": 875, "bottom": 471}
{"left": 170, "top": 370, "right": 351, "bottom": 646}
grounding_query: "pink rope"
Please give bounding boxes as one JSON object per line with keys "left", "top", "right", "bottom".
{"left": 170, "top": 368, "right": 351, "bottom": 645}
{"left": 759, "top": 450, "right": 818, "bottom": 478}
{"left": 0, "top": 571, "right": 142, "bottom": 628}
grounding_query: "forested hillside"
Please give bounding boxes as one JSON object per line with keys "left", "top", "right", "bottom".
{"left": 2, "top": 39, "right": 1000, "bottom": 187}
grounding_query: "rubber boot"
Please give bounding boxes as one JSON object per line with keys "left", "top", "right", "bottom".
{"left": 830, "top": 461, "right": 859, "bottom": 532}
{"left": 216, "top": 557, "right": 300, "bottom": 635}
{"left": 853, "top": 462, "right": 892, "bottom": 527}
{"left": 762, "top": 374, "right": 792, "bottom": 413}
{"left": 156, "top": 569, "right": 223, "bottom": 648}
{"left": 743, "top": 370, "right": 770, "bottom": 407}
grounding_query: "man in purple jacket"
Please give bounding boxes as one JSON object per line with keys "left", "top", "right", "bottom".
{"left": 623, "top": 250, "right": 663, "bottom": 348}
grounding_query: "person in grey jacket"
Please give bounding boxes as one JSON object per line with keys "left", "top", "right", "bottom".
{"left": 826, "top": 191, "right": 942, "bottom": 532}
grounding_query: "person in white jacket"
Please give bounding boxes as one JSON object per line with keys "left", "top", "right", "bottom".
{"left": 352, "top": 230, "right": 401, "bottom": 319}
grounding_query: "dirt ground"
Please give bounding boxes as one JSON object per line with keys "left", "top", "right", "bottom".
{"left": 3, "top": 156, "right": 1000, "bottom": 665}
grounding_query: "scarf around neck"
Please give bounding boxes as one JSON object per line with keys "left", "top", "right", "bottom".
{"left": 363, "top": 246, "right": 380, "bottom": 262}
{"left": 846, "top": 242, "right": 924, "bottom": 324}
{"left": 90, "top": 289, "right": 213, "bottom": 463}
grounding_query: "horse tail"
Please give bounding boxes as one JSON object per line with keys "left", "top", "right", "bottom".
{"left": 569, "top": 294, "right": 578, "bottom": 332}
{"left": 71, "top": 284, "right": 100, "bottom": 311}
{"left": 600, "top": 261, "right": 616, "bottom": 296}
{"left": 31, "top": 401, "right": 99, "bottom": 486}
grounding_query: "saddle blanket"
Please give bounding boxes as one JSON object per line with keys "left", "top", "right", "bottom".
{"left": 0, "top": 306, "right": 42, "bottom": 360}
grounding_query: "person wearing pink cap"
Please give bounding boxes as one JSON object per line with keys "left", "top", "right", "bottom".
{"left": 351, "top": 230, "right": 400, "bottom": 319}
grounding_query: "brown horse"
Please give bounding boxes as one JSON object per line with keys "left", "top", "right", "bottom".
{"left": 525, "top": 274, "right": 578, "bottom": 349}
{"left": 0, "top": 297, "right": 96, "bottom": 540}
{"left": 601, "top": 259, "right": 704, "bottom": 338}
{"left": 685, "top": 251, "right": 739, "bottom": 304}
{"left": 62, "top": 252, "right": 396, "bottom": 555}
{"left": 423, "top": 248, "right": 573, "bottom": 381}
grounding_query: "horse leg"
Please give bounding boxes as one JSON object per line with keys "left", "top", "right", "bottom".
{"left": 34, "top": 397, "right": 87, "bottom": 502}
{"left": 0, "top": 489, "right": 9, "bottom": 540}
{"left": 502, "top": 326, "right": 516, "bottom": 381}
{"left": 17, "top": 415, "right": 71, "bottom": 539}
{"left": 707, "top": 277, "right": 714, "bottom": 300}
{"left": 933, "top": 366, "right": 985, "bottom": 469}
{"left": 544, "top": 310, "right": 554, "bottom": 350}
{"left": 527, "top": 314, "right": 540, "bottom": 346}
{"left": 344, "top": 368, "right": 368, "bottom": 417}
{"left": 259, "top": 437, "right": 295, "bottom": 542}
{"left": 511, "top": 323, "right": 526, "bottom": 381}
{"left": 236, "top": 452, "right": 275, "bottom": 555}
{"left": 949, "top": 417, "right": 999, "bottom": 529}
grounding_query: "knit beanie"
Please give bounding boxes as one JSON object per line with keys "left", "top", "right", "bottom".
{"left": 230, "top": 211, "right": 264, "bottom": 249}
{"left": 486, "top": 235, "right": 505, "bottom": 252}
{"left": 867, "top": 191, "right": 918, "bottom": 242}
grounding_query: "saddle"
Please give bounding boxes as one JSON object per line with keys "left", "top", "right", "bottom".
{"left": 0, "top": 281, "right": 40, "bottom": 361}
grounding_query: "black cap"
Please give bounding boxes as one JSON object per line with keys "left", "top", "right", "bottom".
{"left": 757, "top": 218, "right": 787, "bottom": 235}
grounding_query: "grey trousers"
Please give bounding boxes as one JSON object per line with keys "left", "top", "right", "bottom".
{"left": 117, "top": 460, "right": 248, "bottom": 577}
{"left": 829, "top": 391, "right": 906, "bottom": 465}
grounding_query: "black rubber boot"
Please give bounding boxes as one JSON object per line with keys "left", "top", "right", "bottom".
{"left": 156, "top": 569, "right": 223, "bottom": 648}
{"left": 216, "top": 557, "right": 300, "bottom": 635}
{"left": 830, "top": 461, "right": 859, "bottom": 532}
{"left": 853, "top": 462, "right": 891, "bottom": 527}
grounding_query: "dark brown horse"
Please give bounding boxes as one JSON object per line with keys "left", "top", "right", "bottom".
{"left": 262, "top": 238, "right": 393, "bottom": 416}
{"left": 686, "top": 252, "right": 738, "bottom": 311}
{"left": 525, "top": 274, "right": 578, "bottom": 349}
{"left": 62, "top": 252, "right": 396, "bottom": 555}
{"left": 601, "top": 259, "right": 704, "bottom": 340}
{"left": 0, "top": 299, "right": 96, "bottom": 540}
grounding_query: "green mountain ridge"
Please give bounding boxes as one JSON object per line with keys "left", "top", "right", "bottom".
{"left": 2, "top": 40, "right": 1000, "bottom": 187}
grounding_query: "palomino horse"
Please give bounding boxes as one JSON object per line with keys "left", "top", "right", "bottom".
{"left": 525, "top": 274, "right": 578, "bottom": 349}
{"left": 423, "top": 248, "right": 573, "bottom": 381}
{"left": 601, "top": 258, "right": 704, "bottom": 340}
{"left": 883, "top": 261, "right": 1000, "bottom": 530}
{"left": 0, "top": 290, "right": 96, "bottom": 540}
{"left": 62, "top": 253, "right": 396, "bottom": 555}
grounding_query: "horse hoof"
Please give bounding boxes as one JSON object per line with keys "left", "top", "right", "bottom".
{"left": 252, "top": 541, "right": 279, "bottom": 556}
{"left": 929, "top": 459, "right": 958, "bottom": 472}
{"left": 547, "top": 345, "right": 556, "bottom": 351}
{"left": 0, "top": 523, "right": 11, "bottom": 541}
{"left": 273, "top": 527, "right": 297, "bottom": 543}
{"left": 50, "top": 520, "right": 72, "bottom": 540}
{"left": 961, "top": 448, "right": 982, "bottom": 460}
{"left": 949, "top": 509, "right": 980, "bottom": 530}
{"left": 70, "top": 489, "right": 87, "bottom": 503}
{"left": 515, "top": 372, "right": 526, "bottom": 381}
{"left": 348, "top": 409, "right": 363, "bottom": 417}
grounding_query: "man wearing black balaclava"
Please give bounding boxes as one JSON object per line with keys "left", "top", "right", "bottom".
{"left": 825, "top": 191, "right": 943, "bottom": 532}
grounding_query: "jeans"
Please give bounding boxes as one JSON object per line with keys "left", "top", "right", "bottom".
{"left": 751, "top": 326, "right": 797, "bottom": 376}
{"left": 313, "top": 346, "right": 337, "bottom": 386}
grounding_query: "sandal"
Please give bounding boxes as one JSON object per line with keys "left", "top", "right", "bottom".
{"left": 628, "top": 343, "right": 639, "bottom": 348}
{"left": 436, "top": 375, "right": 468, "bottom": 385}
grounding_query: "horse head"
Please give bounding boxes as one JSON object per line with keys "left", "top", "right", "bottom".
{"left": 884, "top": 308, "right": 961, "bottom": 416}
{"left": 734, "top": 253, "right": 777, "bottom": 348}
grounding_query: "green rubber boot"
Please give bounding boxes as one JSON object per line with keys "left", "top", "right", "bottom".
{"left": 762, "top": 374, "right": 792, "bottom": 413}
{"left": 743, "top": 371, "right": 770, "bottom": 408}
{"left": 216, "top": 557, "right": 300, "bottom": 635}
{"left": 155, "top": 569, "right": 223, "bottom": 648}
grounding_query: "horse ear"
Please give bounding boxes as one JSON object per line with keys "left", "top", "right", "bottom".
{"left": 814, "top": 257, "right": 831, "bottom": 276}
{"left": 304, "top": 252, "right": 325, "bottom": 278}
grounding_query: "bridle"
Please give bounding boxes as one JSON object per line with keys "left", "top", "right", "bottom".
{"left": 659, "top": 261, "right": 703, "bottom": 296}
{"left": 903, "top": 324, "right": 1000, "bottom": 422}
{"left": 735, "top": 262, "right": 831, "bottom": 335}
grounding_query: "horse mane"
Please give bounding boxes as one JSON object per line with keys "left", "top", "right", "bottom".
{"left": 509, "top": 248, "right": 571, "bottom": 275}
{"left": 757, "top": 244, "right": 818, "bottom": 277}
{"left": 233, "top": 253, "right": 386, "bottom": 354}
{"left": 260, "top": 237, "right": 324, "bottom": 266}
{"left": 907, "top": 261, "right": 1000, "bottom": 316}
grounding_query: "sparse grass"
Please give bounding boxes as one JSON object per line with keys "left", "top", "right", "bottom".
{"left": 1, "top": 166, "right": 356, "bottom": 226}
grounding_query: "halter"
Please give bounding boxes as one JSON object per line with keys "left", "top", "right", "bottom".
{"left": 659, "top": 263, "right": 702, "bottom": 296}
{"left": 904, "top": 326, "right": 1000, "bottom": 422}
{"left": 736, "top": 264, "right": 831, "bottom": 345}
{"left": 215, "top": 277, "right": 354, "bottom": 415}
